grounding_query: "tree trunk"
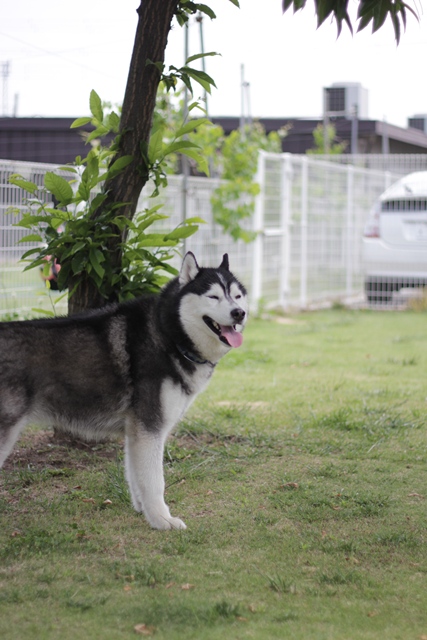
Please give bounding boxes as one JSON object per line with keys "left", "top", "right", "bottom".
{"left": 68, "top": 275, "right": 106, "bottom": 315}
{"left": 68, "top": 0, "right": 179, "bottom": 316}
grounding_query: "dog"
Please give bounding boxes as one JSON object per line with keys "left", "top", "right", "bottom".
{"left": 0, "top": 252, "right": 247, "bottom": 529}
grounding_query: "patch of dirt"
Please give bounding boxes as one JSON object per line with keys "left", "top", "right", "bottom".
{"left": 2, "top": 430, "right": 123, "bottom": 472}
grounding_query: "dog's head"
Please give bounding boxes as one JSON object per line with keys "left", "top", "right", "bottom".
{"left": 177, "top": 252, "right": 248, "bottom": 363}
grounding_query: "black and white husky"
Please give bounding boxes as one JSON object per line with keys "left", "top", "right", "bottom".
{"left": 0, "top": 253, "right": 247, "bottom": 529}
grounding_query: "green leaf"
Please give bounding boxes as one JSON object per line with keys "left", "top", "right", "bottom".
{"left": 83, "top": 151, "right": 100, "bottom": 188}
{"left": 9, "top": 175, "right": 39, "bottom": 195}
{"left": 181, "top": 67, "right": 217, "bottom": 94}
{"left": 44, "top": 172, "right": 74, "bottom": 204}
{"left": 42, "top": 208, "right": 68, "bottom": 218}
{"left": 13, "top": 214, "right": 51, "bottom": 228}
{"left": 89, "top": 247, "right": 105, "bottom": 279}
{"left": 188, "top": 100, "right": 206, "bottom": 114}
{"left": 175, "top": 118, "right": 210, "bottom": 138}
{"left": 193, "top": 4, "right": 217, "bottom": 19}
{"left": 55, "top": 261, "right": 71, "bottom": 291}
{"left": 180, "top": 73, "right": 193, "bottom": 95}
{"left": 106, "top": 155, "right": 133, "bottom": 177}
{"left": 133, "top": 213, "right": 168, "bottom": 232}
{"left": 148, "top": 127, "right": 165, "bottom": 163}
{"left": 71, "top": 252, "right": 88, "bottom": 275}
{"left": 186, "top": 51, "right": 219, "bottom": 65}
{"left": 58, "top": 166, "right": 78, "bottom": 173}
{"left": 162, "top": 139, "right": 201, "bottom": 156}
{"left": 70, "top": 117, "right": 92, "bottom": 129}
{"left": 20, "top": 247, "right": 43, "bottom": 260}
{"left": 23, "top": 257, "right": 46, "bottom": 271}
{"left": 42, "top": 261, "right": 51, "bottom": 278}
{"left": 179, "top": 148, "right": 210, "bottom": 175}
{"left": 146, "top": 59, "right": 165, "bottom": 73}
{"left": 89, "top": 89, "right": 103, "bottom": 122}
{"left": 52, "top": 291, "right": 69, "bottom": 306}
{"left": 90, "top": 193, "right": 108, "bottom": 211}
{"left": 17, "top": 233, "right": 43, "bottom": 244}
{"left": 107, "top": 111, "right": 120, "bottom": 133}
{"left": 77, "top": 182, "right": 91, "bottom": 201}
{"left": 31, "top": 308, "right": 56, "bottom": 317}
{"left": 183, "top": 216, "right": 206, "bottom": 225}
{"left": 164, "top": 225, "right": 199, "bottom": 241}
{"left": 228, "top": 0, "right": 240, "bottom": 6}
{"left": 86, "top": 124, "right": 110, "bottom": 143}
{"left": 136, "top": 235, "right": 176, "bottom": 248}
{"left": 51, "top": 217, "right": 67, "bottom": 230}
{"left": 282, "top": 0, "right": 306, "bottom": 12}
{"left": 70, "top": 241, "right": 87, "bottom": 256}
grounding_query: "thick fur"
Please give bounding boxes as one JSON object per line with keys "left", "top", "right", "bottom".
{"left": 0, "top": 253, "right": 247, "bottom": 529}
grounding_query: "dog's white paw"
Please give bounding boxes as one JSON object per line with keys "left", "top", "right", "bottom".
{"left": 149, "top": 514, "right": 187, "bottom": 530}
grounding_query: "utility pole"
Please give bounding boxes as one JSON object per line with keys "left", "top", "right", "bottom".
{"left": 1, "top": 61, "right": 10, "bottom": 116}
{"left": 196, "top": 11, "right": 208, "bottom": 117}
{"left": 240, "top": 64, "right": 251, "bottom": 138}
{"left": 382, "top": 116, "right": 389, "bottom": 155}
{"left": 323, "top": 87, "right": 330, "bottom": 154}
{"left": 351, "top": 104, "right": 358, "bottom": 154}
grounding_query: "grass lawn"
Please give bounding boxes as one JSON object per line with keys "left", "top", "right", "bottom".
{"left": 1, "top": 308, "right": 427, "bottom": 639}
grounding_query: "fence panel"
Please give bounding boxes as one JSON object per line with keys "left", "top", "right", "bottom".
{"left": 0, "top": 163, "right": 253, "bottom": 317}
{"left": 0, "top": 154, "right": 420, "bottom": 317}
{"left": 0, "top": 161, "right": 67, "bottom": 316}
{"left": 251, "top": 152, "right": 401, "bottom": 310}
{"left": 311, "top": 154, "right": 427, "bottom": 175}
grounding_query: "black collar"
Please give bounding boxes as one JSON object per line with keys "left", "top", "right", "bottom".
{"left": 176, "top": 343, "right": 214, "bottom": 367}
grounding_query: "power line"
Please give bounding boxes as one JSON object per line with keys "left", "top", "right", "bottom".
{"left": 0, "top": 31, "right": 119, "bottom": 78}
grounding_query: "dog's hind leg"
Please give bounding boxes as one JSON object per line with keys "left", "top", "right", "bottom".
{"left": 0, "top": 417, "right": 28, "bottom": 468}
{"left": 124, "top": 423, "right": 186, "bottom": 531}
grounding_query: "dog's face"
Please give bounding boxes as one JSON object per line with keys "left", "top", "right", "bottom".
{"left": 178, "top": 252, "right": 248, "bottom": 362}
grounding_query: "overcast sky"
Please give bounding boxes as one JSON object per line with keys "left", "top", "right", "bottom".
{"left": 1, "top": 1, "right": 426, "bottom": 129}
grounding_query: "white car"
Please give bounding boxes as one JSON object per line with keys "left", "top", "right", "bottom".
{"left": 363, "top": 171, "right": 427, "bottom": 303}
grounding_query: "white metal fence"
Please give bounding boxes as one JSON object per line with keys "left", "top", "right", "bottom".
{"left": 0, "top": 154, "right": 420, "bottom": 317}
{"left": 310, "top": 153, "right": 427, "bottom": 175}
{"left": 251, "top": 152, "right": 402, "bottom": 310}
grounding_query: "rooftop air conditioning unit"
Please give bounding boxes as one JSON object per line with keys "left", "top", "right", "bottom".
{"left": 324, "top": 83, "right": 368, "bottom": 119}
{"left": 408, "top": 115, "right": 427, "bottom": 134}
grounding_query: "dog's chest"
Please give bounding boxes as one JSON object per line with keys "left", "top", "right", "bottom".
{"left": 160, "top": 369, "right": 212, "bottom": 432}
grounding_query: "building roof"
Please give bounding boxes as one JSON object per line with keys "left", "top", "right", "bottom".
{"left": 212, "top": 116, "right": 427, "bottom": 155}
{"left": 1, "top": 116, "right": 427, "bottom": 164}
{"left": 0, "top": 117, "right": 97, "bottom": 164}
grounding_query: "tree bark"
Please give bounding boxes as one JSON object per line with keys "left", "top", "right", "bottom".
{"left": 68, "top": 0, "right": 179, "bottom": 316}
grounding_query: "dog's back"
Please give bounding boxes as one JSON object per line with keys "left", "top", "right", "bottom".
{"left": 0, "top": 298, "right": 160, "bottom": 445}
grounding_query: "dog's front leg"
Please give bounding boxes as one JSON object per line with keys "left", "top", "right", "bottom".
{"left": 124, "top": 424, "right": 186, "bottom": 530}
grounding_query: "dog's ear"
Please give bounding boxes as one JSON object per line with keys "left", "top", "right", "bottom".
{"left": 219, "top": 253, "right": 229, "bottom": 271}
{"left": 179, "top": 252, "right": 199, "bottom": 286}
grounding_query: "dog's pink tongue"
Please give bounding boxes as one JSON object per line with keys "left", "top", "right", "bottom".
{"left": 221, "top": 325, "right": 243, "bottom": 348}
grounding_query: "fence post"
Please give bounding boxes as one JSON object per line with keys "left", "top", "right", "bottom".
{"left": 251, "top": 150, "right": 265, "bottom": 313}
{"left": 300, "top": 156, "right": 308, "bottom": 308}
{"left": 384, "top": 170, "right": 393, "bottom": 190}
{"left": 279, "top": 153, "right": 293, "bottom": 308}
{"left": 345, "top": 164, "right": 354, "bottom": 298}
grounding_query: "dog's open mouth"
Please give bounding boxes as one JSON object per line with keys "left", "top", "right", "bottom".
{"left": 203, "top": 316, "right": 243, "bottom": 348}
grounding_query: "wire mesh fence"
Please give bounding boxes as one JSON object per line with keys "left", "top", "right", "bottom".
{"left": 251, "top": 152, "right": 407, "bottom": 310}
{"left": 1, "top": 154, "right": 426, "bottom": 318}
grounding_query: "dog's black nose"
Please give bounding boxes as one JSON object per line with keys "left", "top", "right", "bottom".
{"left": 231, "top": 308, "right": 246, "bottom": 323}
